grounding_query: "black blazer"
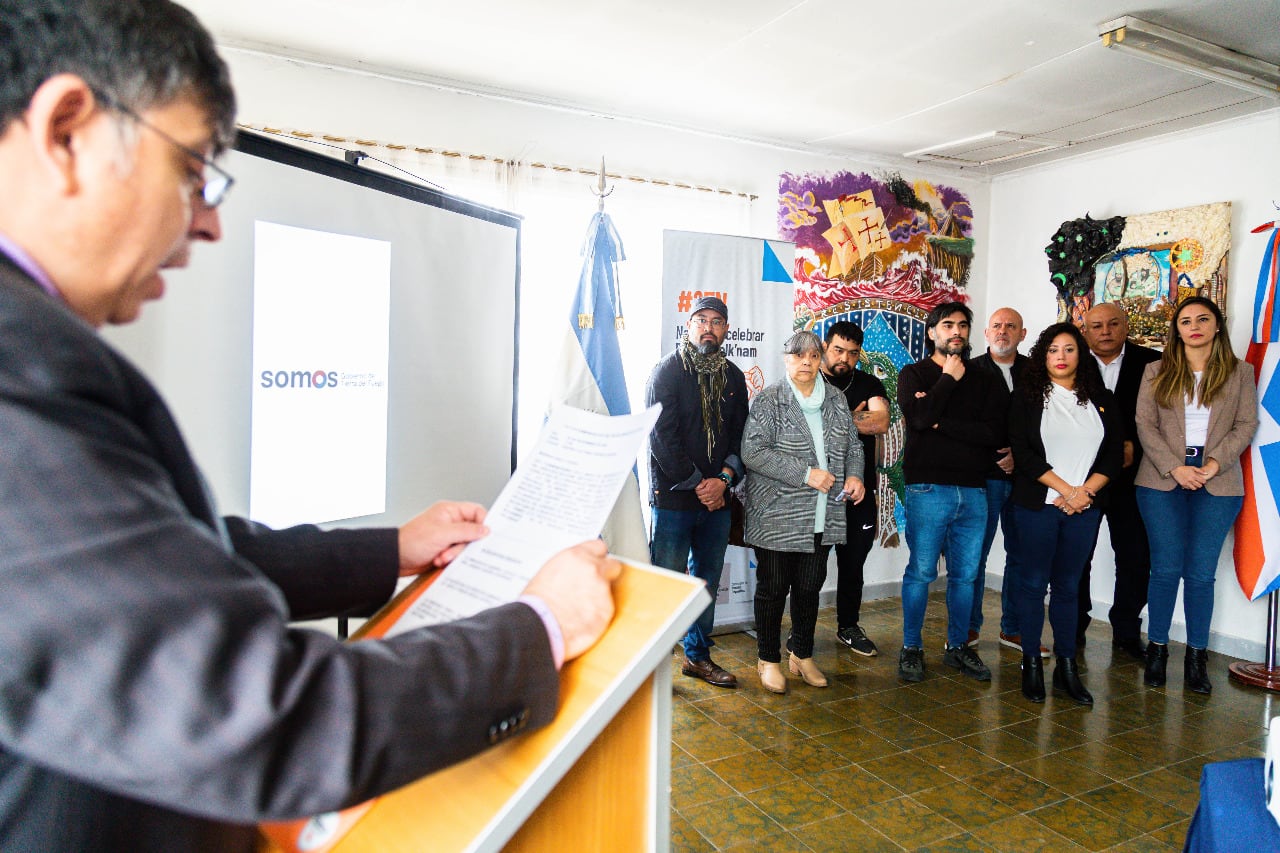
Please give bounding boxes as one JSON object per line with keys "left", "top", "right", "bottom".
{"left": 1108, "top": 342, "right": 1162, "bottom": 484}
{"left": 971, "top": 351, "right": 1029, "bottom": 480}
{"left": 1008, "top": 385, "right": 1124, "bottom": 511}
{"left": 0, "top": 257, "right": 558, "bottom": 851}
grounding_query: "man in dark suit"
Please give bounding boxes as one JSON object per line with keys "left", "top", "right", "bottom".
{"left": 968, "top": 308, "right": 1045, "bottom": 656}
{"left": 0, "top": 2, "right": 619, "bottom": 850}
{"left": 1079, "top": 301, "right": 1162, "bottom": 660}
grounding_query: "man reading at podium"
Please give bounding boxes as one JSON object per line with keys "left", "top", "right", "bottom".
{"left": 0, "top": 2, "right": 619, "bottom": 851}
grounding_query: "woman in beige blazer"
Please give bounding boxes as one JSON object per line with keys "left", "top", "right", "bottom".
{"left": 1134, "top": 297, "right": 1258, "bottom": 694}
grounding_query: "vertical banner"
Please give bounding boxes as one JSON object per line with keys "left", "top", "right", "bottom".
{"left": 250, "top": 222, "right": 391, "bottom": 527}
{"left": 661, "top": 230, "right": 795, "bottom": 626}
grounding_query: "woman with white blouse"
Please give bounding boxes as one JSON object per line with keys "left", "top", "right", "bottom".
{"left": 1008, "top": 322, "right": 1122, "bottom": 704}
{"left": 1135, "top": 297, "right": 1258, "bottom": 694}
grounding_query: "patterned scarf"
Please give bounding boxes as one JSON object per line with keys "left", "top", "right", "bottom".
{"left": 678, "top": 338, "right": 728, "bottom": 459}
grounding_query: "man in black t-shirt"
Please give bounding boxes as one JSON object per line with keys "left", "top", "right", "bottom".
{"left": 821, "top": 321, "right": 890, "bottom": 656}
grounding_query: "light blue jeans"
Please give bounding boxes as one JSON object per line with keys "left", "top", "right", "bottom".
{"left": 902, "top": 484, "right": 986, "bottom": 649}
{"left": 1136, "top": 486, "right": 1243, "bottom": 648}
{"left": 971, "top": 478, "right": 1020, "bottom": 637}
{"left": 650, "top": 506, "right": 732, "bottom": 661}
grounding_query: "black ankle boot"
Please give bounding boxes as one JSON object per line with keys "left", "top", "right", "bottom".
{"left": 1053, "top": 655, "right": 1093, "bottom": 705}
{"left": 1021, "top": 654, "right": 1045, "bottom": 703}
{"left": 1185, "top": 647, "right": 1212, "bottom": 694}
{"left": 1144, "top": 642, "right": 1168, "bottom": 687}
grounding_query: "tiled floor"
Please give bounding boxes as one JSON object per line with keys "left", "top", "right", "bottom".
{"left": 669, "top": 591, "right": 1273, "bottom": 852}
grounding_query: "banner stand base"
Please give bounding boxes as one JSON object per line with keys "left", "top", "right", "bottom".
{"left": 1229, "top": 662, "right": 1280, "bottom": 692}
{"left": 1230, "top": 591, "right": 1280, "bottom": 692}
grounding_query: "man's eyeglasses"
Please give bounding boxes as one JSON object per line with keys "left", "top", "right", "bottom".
{"left": 690, "top": 317, "right": 726, "bottom": 329}
{"left": 95, "top": 91, "right": 234, "bottom": 209}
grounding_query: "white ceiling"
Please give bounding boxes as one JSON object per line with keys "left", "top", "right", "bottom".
{"left": 186, "top": 0, "right": 1280, "bottom": 175}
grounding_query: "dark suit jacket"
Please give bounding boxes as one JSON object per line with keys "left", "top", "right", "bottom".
{"left": 1105, "top": 342, "right": 1162, "bottom": 486}
{"left": 0, "top": 257, "right": 558, "bottom": 852}
{"left": 1008, "top": 386, "right": 1123, "bottom": 511}
{"left": 971, "top": 351, "right": 1028, "bottom": 480}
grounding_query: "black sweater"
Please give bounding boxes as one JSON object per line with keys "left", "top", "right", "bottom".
{"left": 896, "top": 356, "right": 1007, "bottom": 487}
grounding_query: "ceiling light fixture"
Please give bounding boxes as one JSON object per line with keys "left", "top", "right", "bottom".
{"left": 1098, "top": 16, "right": 1280, "bottom": 99}
{"left": 904, "top": 131, "right": 1067, "bottom": 166}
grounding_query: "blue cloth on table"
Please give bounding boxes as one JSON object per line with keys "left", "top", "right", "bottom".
{"left": 1184, "top": 758, "right": 1280, "bottom": 852}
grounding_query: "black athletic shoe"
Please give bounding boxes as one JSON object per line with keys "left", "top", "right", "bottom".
{"left": 943, "top": 644, "right": 992, "bottom": 681}
{"left": 898, "top": 646, "right": 925, "bottom": 682}
{"left": 837, "top": 624, "right": 879, "bottom": 657}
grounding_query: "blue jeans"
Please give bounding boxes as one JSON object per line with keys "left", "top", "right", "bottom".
{"left": 1011, "top": 504, "right": 1101, "bottom": 658}
{"left": 650, "top": 506, "right": 732, "bottom": 661}
{"left": 902, "top": 484, "right": 986, "bottom": 649}
{"left": 1136, "top": 486, "right": 1244, "bottom": 648}
{"left": 971, "top": 478, "right": 1020, "bottom": 637}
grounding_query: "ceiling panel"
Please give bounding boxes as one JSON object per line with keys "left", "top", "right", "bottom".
{"left": 184, "top": 0, "right": 1280, "bottom": 175}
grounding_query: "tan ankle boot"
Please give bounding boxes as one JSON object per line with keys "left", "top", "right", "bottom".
{"left": 757, "top": 659, "right": 787, "bottom": 694}
{"left": 788, "top": 652, "right": 828, "bottom": 687}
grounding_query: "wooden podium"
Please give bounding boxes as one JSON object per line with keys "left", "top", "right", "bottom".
{"left": 260, "top": 560, "right": 708, "bottom": 853}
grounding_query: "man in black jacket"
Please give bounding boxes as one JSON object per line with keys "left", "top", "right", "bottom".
{"left": 645, "top": 296, "right": 749, "bottom": 686}
{"left": 968, "top": 307, "right": 1044, "bottom": 656}
{"left": 1080, "top": 301, "right": 1162, "bottom": 660}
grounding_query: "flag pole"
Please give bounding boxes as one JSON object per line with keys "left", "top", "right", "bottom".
{"left": 1228, "top": 591, "right": 1280, "bottom": 690}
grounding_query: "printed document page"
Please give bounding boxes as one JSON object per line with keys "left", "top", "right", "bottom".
{"left": 386, "top": 404, "right": 659, "bottom": 637}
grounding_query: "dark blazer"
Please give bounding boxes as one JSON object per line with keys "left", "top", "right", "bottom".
{"left": 1105, "top": 342, "right": 1162, "bottom": 484}
{"left": 645, "top": 346, "right": 749, "bottom": 511}
{"left": 1134, "top": 359, "right": 1259, "bottom": 496}
{"left": 971, "top": 351, "right": 1029, "bottom": 480}
{"left": 0, "top": 257, "right": 558, "bottom": 852}
{"left": 1008, "top": 385, "right": 1124, "bottom": 511}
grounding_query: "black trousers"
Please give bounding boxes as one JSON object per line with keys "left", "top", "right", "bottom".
{"left": 834, "top": 496, "right": 876, "bottom": 630}
{"left": 755, "top": 535, "right": 831, "bottom": 662}
{"left": 1078, "top": 479, "right": 1151, "bottom": 643}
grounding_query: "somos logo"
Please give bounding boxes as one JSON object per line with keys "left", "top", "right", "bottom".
{"left": 260, "top": 369, "right": 339, "bottom": 389}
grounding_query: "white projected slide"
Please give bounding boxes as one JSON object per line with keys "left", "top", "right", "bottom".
{"left": 249, "top": 222, "right": 391, "bottom": 527}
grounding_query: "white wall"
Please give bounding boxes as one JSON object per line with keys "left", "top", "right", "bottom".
{"left": 988, "top": 108, "right": 1280, "bottom": 659}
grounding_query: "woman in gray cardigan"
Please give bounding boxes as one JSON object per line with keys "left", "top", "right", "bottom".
{"left": 742, "top": 331, "right": 865, "bottom": 693}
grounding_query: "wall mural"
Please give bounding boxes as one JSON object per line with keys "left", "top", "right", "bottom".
{"left": 778, "top": 170, "right": 974, "bottom": 546}
{"left": 1047, "top": 201, "right": 1231, "bottom": 349}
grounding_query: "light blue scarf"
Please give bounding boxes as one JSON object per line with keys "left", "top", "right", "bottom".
{"left": 789, "top": 376, "right": 827, "bottom": 533}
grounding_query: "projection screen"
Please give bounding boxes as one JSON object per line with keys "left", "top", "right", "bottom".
{"left": 104, "top": 131, "right": 521, "bottom": 529}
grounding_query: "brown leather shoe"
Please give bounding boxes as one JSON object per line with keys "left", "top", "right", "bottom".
{"left": 681, "top": 657, "right": 738, "bottom": 687}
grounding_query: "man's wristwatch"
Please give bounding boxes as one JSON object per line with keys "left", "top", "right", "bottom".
{"left": 716, "top": 472, "right": 732, "bottom": 487}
